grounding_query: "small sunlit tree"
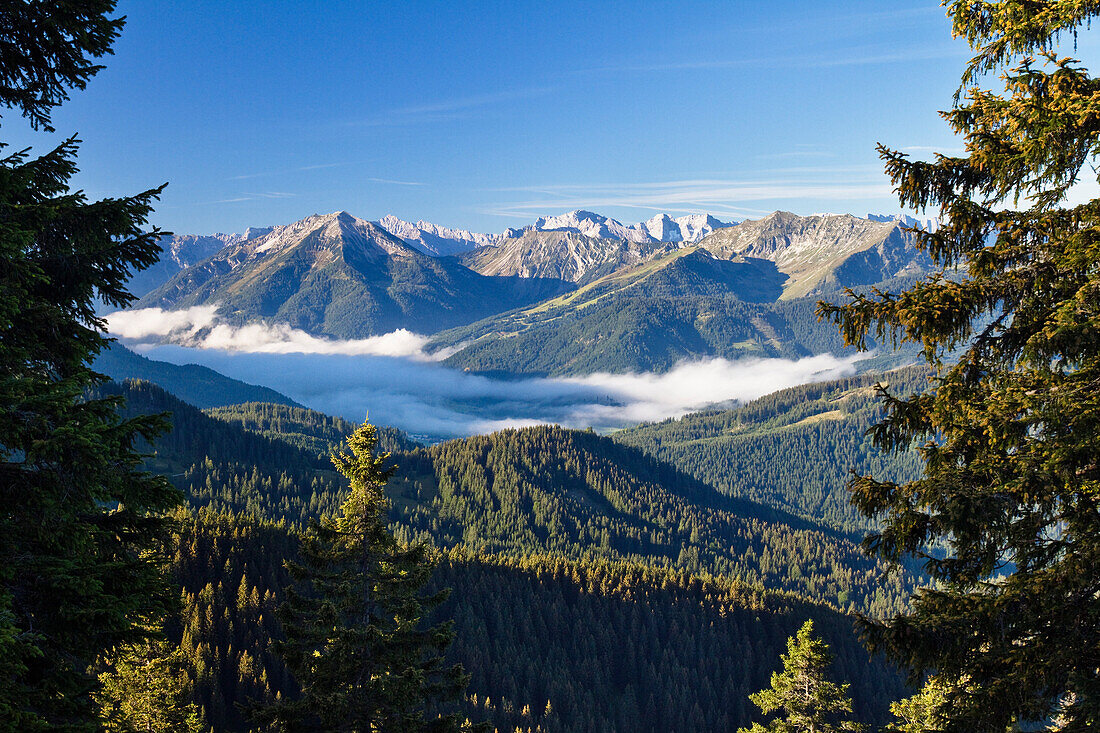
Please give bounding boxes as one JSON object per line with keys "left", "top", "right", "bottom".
{"left": 738, "top": 620, "right": 865, "bottom": 733}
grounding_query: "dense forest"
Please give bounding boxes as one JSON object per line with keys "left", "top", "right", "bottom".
{"left": 100, "top": 379, "right": 912, "bottom": 730}
{"left": 615, "top": 367, "right": 929, "bottom": 532}
{"left": 109, "top": 380, "right": 917, "bottom": 617}
{"left": 10, "top": 1, "right": 1098, "bottom": 730}
{"left": 171, "top": 510, "right": 906, "bottom": 732}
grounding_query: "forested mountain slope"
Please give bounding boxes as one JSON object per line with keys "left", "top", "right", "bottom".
{"left": 174, "top": 512, "right": 906, "bottom": 732}
{"left": 105, "top": 380, "right": 915, "bottom": 730}
{"left": 108, "top": 380, "right": 915, "bottom": 616}
{"left": 431, "top": 256, "right": 925, "bottom": 376}
{"left": 614, "top": 366, "right": 928, "bottom": 531}
{"left": 94, "top": 342, "right": 301, "bottom": 408}
{"left": 204, "top": 401, "right": 419, "bottom": 459}
{"left": 392, "top": 426, "right": 915, "bottom": 616}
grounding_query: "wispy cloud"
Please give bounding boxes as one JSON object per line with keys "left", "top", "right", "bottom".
{"left": 479, "top": 175, "right": 896, "bottom": 219}
{"left": 363, "top": 177, "right": 424, "bottom": 186}
{"left": 755, "top": 150, "right": 837, "bottom": 161}
{"left": 584, "top": 45, "right": 964, "bottom": 75}
{"left": 346, "top": 86, "right": 557, "bottom": 127}
{"left": 202, "top": 191, "right": 297, "bottom": 205}
{"left": 229, "top": 162, "right": 349, "bottom": 181}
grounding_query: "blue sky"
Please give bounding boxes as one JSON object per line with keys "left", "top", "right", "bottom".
{"left": 6, "top": 1, "right": 979, "bottom": 235}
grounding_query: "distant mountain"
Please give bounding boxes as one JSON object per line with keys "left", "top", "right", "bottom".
{"left": 127, "top": 232, "right": 248, "bottom": 296}
{"left": 124, "top": 209, "right": 932, "bottom": 375}
{"left": 459, "top": 229, "right": 677, "bottom": 284}
{"left": 504, "top": 209, "right": 733, "bottom": 244}
{"left": 462, "top": 211, "right": 928, "bottom": 296}
{"left": 136, "top": 211, "right": 571, "bottom": 338}
{"left": 430, "top": 211, "right": 932, "bottom": 375}
{"left": 94, "top": 342, "right": 301, "bottom": 408}
{"left": 867, "top": 212, "right": 939, "bottom": 231}
{"left": 375, "top": 214, "right": 496, "bottom": 256}
{"left": 432, "top": 246, "right": 869, "bottom": 375}
{"left": 700, "top": 211, "right": 931, "bottom": 300}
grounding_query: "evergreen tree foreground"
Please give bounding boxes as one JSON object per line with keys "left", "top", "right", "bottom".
{"left": 256, "top": 422, "right": 477, "bottom": 732}
{"left": 0, "top": 1, "right": 182, "bottom": 729}
{"left": 817, "top": 0, "right": 1100, "bottom": 729}
{"left": 738, "top": 620, "right": 865, "bottom": 733}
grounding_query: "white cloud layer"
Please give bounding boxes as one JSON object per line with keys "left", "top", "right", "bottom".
{"left": 106, "top": 306, "right": 446, "bottom": 359}
{"left": 108, "top": 306, "right": 863, "bottom": 439}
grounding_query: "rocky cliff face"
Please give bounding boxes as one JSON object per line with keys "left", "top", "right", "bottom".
{"left": 700, "top": 211, "right": 930, "bottom": 298}
{"left": 460, "top": 229, "right": 676, "bottom": 284}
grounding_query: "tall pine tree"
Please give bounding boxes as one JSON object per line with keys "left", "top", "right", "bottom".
{"left": 818, "top": 1, "right": 1100, "bottom": 730}
{"left": 738, "top": 620, "right": 864, "bottom": 733}
{"left": 258, "top": 423, "right": 472, "bottom": 732}
{"left": 0, "top": 2, "right": 181, "bottom": 730}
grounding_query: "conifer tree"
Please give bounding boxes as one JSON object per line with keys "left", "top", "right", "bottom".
{"left": 884, "top": 678, "right": 946, "bottom": 733}
{"left": 0, "top": 1, "right": 180, "bottom": 729}
{"left": 258, "top": 423, "right": 473, "bottom": 732}
{"left": 737, "top": 620, "right": 864, "bottom": 733}
{"left": 817, "top": 1, "right": 1100, "bottom": 729}
{"left": 95, "top": 635, "right": 204, "bottom": 733}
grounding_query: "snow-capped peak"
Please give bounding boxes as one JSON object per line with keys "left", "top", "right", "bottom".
{"left": 375, "top": 214, "right": 497, "bottom": 256}
{"left": 867, "top": 213, "right": 940, "bottom": 231}
{"left": 520, "top": 209, "right": 733, "bottom": 244}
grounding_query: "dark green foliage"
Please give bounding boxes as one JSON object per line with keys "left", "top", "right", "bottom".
{"left": 95, "top": 380, "right": 351, "bottom": 522}
{"left": 106, "top": 379, "right": 912, "bottom": 730}
{"left": 170, "top": 510, "right": 298, "bottom": 731}
{"left": 435, "top": 555, "right": 901, "bottom": 733}
{"left": 738, "top": 620, "right": 864, "bottom": 733}
{"left": 108, "top": 379, "right": 917, "bottom": 616}
{"left": 95, "top": 342, "right": 302, "bottom": 408}
{"left": 398, "top": 426, "right": 917, "bottom": 617}
{"left": 261, "top": 424, "right": 470, "bottom": 732}
{"left": 815, "top": 2, "right": 1100, "bottom": 729}
{"left": 615, "top": 368, "right": 928, "bottom": 532}
{"left": 0, "top": 5, "right": 187, "bottom": 723}
{"left": 205, "top": 401, "right": 419, "bottom": 460}
{"left": 169, "top": 510, "right": 906, "bottom": 732}
{"left": 0, "top": 0, "right": 123, "bottom": 131}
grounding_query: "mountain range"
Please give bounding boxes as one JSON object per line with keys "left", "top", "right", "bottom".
{"left": 138, "top": 212, "right": 569, "bottom": 338}
{"left": 130, "top": 208, "right": 934, "bottom": 373}
{"left": 140, "top": 210, "right": 736, "bottom": 286}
